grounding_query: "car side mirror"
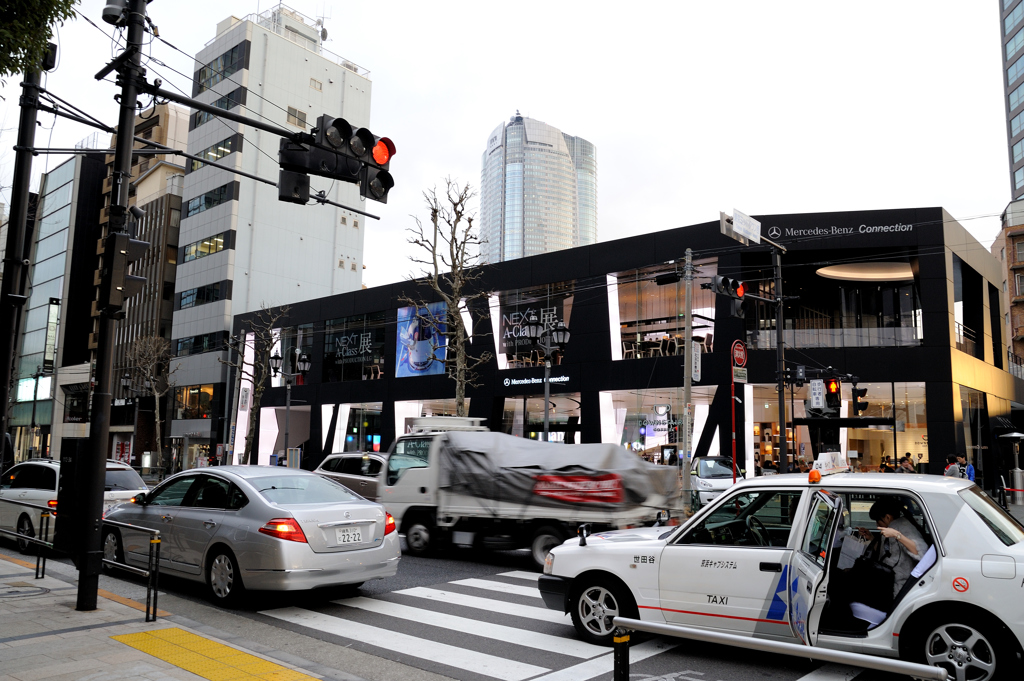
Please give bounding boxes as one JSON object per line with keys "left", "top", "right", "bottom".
{"left": 132, "top": 492, "right": 147, "bottom": 505}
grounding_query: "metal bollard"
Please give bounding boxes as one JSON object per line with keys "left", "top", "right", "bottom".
{"left": 613, "top": 627, "right": 630, "bottom": 681}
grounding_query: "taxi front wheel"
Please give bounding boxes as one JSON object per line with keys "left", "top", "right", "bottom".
{"left": 907, "top": 612, "right": 1021, "bottom": 681}
{"left": 570, "top": 576, "right": 638, "bottom": 646}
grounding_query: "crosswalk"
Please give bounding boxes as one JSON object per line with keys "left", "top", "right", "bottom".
{"left": 260, "top": 570, "right": 677, "bottom": 681}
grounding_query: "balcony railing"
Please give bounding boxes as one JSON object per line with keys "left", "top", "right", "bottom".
{"left": 1009, "top": 349, "right": 1024, "bottom": 379}
{"left": 955, "top": 322, "right": 977, "bottom": 357}
{"left": 746, "top": 327, "right": 922, "bottom": 350}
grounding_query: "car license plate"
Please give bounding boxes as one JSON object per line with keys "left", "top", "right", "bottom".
{"left": 336, "top": 527, "right": 363, "bottom": 544}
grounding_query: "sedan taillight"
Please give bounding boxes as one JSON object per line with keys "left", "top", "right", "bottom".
{"left": 259, "top": 518, "right": 308, "bottom": 543}
{"left": 384, "top": 512, "right": 396, "bottom": 536}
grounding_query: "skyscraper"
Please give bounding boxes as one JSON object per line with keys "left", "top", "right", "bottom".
{"left": 1003, "top": 0, "right": 1024, "bottom": 199}
{"left": 480, "top": 113, "right": 597, "bottom": 263}
{"left": 169, "top": 4, "right": 373, "bottom": 468}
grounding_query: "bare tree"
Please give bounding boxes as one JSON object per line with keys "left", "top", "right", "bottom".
{"left": 125, "top": 335, "right": 177, "bottom": 473}
{"left": 219, "top": 304, "right": 291, "bottom": 464}
{"left": 403, "top": 179, "right": 492, "bottom": 416}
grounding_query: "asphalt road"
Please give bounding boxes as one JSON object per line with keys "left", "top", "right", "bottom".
{"left": 2, "top": 536, "right": 917, "bottom": 681}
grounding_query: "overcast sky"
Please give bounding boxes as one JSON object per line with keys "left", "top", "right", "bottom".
{"left": 0, "top": 1, "right": 1011, "bottom": 288}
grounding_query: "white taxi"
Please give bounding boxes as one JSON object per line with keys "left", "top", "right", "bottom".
{"left": 539, "top": 457, "right": 1024, "bottom": 681}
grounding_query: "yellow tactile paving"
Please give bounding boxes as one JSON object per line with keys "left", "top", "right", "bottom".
{"left": 112, "top": 628, "right": 320, "bottom": 681}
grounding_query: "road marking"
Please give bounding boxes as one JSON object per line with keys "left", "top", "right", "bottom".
{"left": 338, "top": 596, "right": 604, "bottom": 659}
{"left": 451, "top": 577, "right": 543, "bottom": 598}
{"left": 498, "top": 570, "right": 541, "bottom": 582}
{"left": 527, "top": 639, "right": 676, "bottom": 681}
{"left": 795, "top": 663, "right": 862, "bottom": 680}
{"left": 261, "top": 606, "right": 550, "bottom": 681}
{"left": 394, "top": 586, "right": 570, "bottom": 625}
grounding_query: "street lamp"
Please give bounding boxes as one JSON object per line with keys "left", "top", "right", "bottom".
{"left": 269, "top": 350, "right": 311, "bottom": 466}
{"left": 524, "top": 314, "right": 570, "bottom": 442}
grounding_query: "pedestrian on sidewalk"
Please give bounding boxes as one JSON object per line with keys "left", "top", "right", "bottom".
{"left": 944, "top": 454, "right": 964, "bottom": 478}
{"left": 956, "top": 454, "right": 976, "bottom": 482}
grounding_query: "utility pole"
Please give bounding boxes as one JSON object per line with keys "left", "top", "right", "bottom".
{"left": 773, "top": 246, "right": 787, "bottom": 473}
{"left": 680, "top": 249, "right": 694, "bottom": 512}
{"left": 79, "top": 0, "right": 147, "bottom": 611}
{"left": 0, "top": 52, "right": 50, "bottom": 460}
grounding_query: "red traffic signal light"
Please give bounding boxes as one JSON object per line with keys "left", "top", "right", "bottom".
{"left": 372, "top": 137, "right": 395, "bottom": 166}
{"left": 734, "top": 281, "right": 746, "bottom": 298}
{"left": 827, "top": 379, "right": 840, "bottom": 394}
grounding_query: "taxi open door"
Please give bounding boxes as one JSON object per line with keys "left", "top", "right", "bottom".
{"left": 789, "top": 489, "right": 844, "bottom": 646}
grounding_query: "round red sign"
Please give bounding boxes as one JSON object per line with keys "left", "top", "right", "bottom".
{"left": 731, "top": 340, "right": 747, "bottom": 368}
{"left": 952, "top": 577, "right": 969, "bottom": 593}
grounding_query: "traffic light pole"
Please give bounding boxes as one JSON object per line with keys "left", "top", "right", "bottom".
{"left": 680, "top": 249, "right": 693, "bottom": 513}
{"left": 773, "top": 246, "right": 788, "bottom": 473}
{"left": 78, "top": 0, "right": 147, "bottom": 612}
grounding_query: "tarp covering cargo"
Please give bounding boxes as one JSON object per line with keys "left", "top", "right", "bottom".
{"left": 439, "top": 431, "right": 680, "bottom": 511}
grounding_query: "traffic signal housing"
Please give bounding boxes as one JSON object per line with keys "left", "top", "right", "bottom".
{"left": 360, "top": 135, "right": 396, "bottom": 204}
{"left": 852, "top": 386, "right": 868, "bottom": 415}
{"left": 710, "top": 276, "right": 746, "bottom": 318}
{"left": 98, "top": 232, "right": 148, "bottom": 313}
{"left": 825, "top": 378, "right": 842, "bottom": 412}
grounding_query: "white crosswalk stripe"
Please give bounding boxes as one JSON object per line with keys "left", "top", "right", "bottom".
{"left": 394, "top": 586, "right": 570, "bottom": 624}
{"left": 450, "top": 577, "right": 545, "bottom": 598}
{"left": 498, "top": 570, "right": 542, "bottom": 582}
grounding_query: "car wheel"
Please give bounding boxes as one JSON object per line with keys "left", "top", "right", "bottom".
{"left": 207, "top": 548, "right": 244, "bottom": 605}
{"left": 404, "top": 520, "right": 433, "bottom": 556}
{"left": 102, "top": 528, "right": 124, "bottom": 571}
{"left": 911, "top": 614, "right": 1020, "bottom": 681}
{"left": 530, "top": 525, "right": 564, "bottom": 570}
{"left": 570, "top": 576, "right": 638, "bottom": 646}
{"left": 16, "top": 514, "right": 35, "bottom": 555}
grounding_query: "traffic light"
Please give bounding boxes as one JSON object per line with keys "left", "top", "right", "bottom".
{"left": 712, "top": 276, "right": 746, "bottom": 299}
{"left": 730, "top": 298, "right": 745, "bottom": 319}
{"left": 852, "top": 386, "right": 868, "bottom": 415}
{"left": 98, "top": 232, "right": 148, "bottom": 313}
{"left": 825, "top": 378, "right": 842, "bottom": 412}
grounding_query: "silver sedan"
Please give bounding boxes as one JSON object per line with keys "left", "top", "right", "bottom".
{"left": 102, "top": 466, "right": 400, "bottom": 604}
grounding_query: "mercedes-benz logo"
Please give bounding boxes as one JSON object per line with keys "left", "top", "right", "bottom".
{"left": 768, "top": 226, "right": 781, "bottom": 239}
{"left": 503, "top": 378, "right": 511, "bottom": 387}
{"left": 344, "top": 511, "right": 351, "bottom": 519}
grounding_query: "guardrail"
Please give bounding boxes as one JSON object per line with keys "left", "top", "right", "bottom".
{"left": 610, "top": 616, "right": 947, "bottom": 681}
{"left": 0, "top": 498, "right": 53, "bottom": 578}
{"left": 101, "top": 519, "right": 162, "bottom": 622}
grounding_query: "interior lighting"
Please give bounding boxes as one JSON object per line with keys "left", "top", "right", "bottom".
{"left": 816, "top": 262, "right": 914, "bottom": 282}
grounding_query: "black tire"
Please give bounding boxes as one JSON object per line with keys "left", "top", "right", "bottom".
{"left": 530, "top": 525, "right": 565, "bottom": 570}
{"left": 101, "top": 527, "right": 124, "bottom": 571}
{"left": 207, "top": 547, "right": 244, "bottom": 606}
{"left": 570, "top": 575, "right": 638, "bottom": 646}
{"left": 904, "top": 611, "right": 1022, "bottom": 681}
{"left": 403, "top": 518, "right": 433, "bottom": 556}
{"left": 16, "top": 514, "right": 35, "bottom": 555}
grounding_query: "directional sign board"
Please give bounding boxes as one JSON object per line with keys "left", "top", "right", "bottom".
{"left": 809, "top": 379, "right": 825, "bottom": 409}
{"left": 692, "top": 341, "right": 701, "bottom": 382}
{"left": 732, "top": 209, "right": 761, "bottom": 245}
{"left": 732, "top": 367, "right": 748, "bottom": 383}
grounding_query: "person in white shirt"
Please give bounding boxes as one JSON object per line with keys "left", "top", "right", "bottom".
{"left": 857, "top": 497, "right": 929, "bottom": 595}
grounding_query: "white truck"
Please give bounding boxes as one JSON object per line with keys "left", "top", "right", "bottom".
{"left": 377, "top": 417, "right": 680, "bottom": 567}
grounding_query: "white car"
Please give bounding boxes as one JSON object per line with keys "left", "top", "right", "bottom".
{"left": 691, "top": 456, "right": 741, "bottom": 504}
{"left": 0, "top": 458, "right": 148, "bottom": 553}
{"left": 539, "top": 469, "right": 1024, "bottom": 681}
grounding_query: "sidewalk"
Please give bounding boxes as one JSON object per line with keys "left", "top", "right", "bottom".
{"left": 0, "top": 549, "right": 379, "bottom": 681}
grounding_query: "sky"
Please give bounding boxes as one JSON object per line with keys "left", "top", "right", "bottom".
{"left": 0, "top": 1, "right": 1013, "bottom": 289}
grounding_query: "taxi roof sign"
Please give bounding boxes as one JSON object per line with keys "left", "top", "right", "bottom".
{"left": 811, "top": 450, "right": 850, "bottom": 480}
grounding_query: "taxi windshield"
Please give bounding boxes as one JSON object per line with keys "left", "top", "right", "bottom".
{"left": 959, "top": 487, "right": 1024, "bottom": 546}
{"left": 697, "top": 458, "right": 734, "bottom": 479}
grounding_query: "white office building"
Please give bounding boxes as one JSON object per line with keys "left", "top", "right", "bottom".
{"left": 170, "top": 4, "right": 372, "bottom": 467}
{"left": 480, "top": 113, "right": 597, "bottom": 263}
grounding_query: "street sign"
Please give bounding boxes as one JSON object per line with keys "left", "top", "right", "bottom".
{"left": 732, "top": 366, "right": 748, "bottom": 383}
{"left": 692, "top": 341, "right": 701, "bottom": 382}
{"left": 810, "top": 379, "right": 825, "bottom": 409}
{"left": 731, "top": 340, "right": 748, "bottom": 368}
{"left": 732, "top": 209, "right": 762, "bottom": 245}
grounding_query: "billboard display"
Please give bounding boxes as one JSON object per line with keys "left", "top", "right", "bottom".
{"left": 395, "top": 302, "right": 447, "bottom": 377}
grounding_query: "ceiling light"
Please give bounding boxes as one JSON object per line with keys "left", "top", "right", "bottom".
{"left": 816, "top": 262, "right": 914, "bottom": 282}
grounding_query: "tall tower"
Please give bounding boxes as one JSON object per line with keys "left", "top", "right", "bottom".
{"left": 169, "top": 4, "right": 373, "bottom": 468}
{"left": 1003, "top": 0, "right": 1024, "bottom": 200}
{"left": 479, "top": 113, "right": 597, "bottom": 263}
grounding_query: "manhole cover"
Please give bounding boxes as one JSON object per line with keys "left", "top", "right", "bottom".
{"left": 0, "top": 584, "right": 50, "bottom": 598}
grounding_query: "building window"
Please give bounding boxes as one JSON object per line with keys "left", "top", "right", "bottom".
{"left": 323, "top": 313, "right": 387, "bottom": 382}
{"left": 174, "top": 383, "right": 215, "bottom": 419}
{"left": 1005, "top": 280, "right": 1009, "bottom": 292}
{"left": 191, "top": 88, "right": 245, "bottom": 130}
{"left": 353, "top": 219, "right": 359, "bottom": 229}
{"left": 1009, "top": 28, "right": 1024, "bottom": 62}
{"left": 185, "top": 183, "right": 235, "bottom": 218}
{"left": 1008, "top": 3, "right": 1024, "bottom": 36}
{"left": 287, "top": 106, "right": 307, "bottom": 128}
{"left": 1017, "top": 274, "right": 1024, "bottom": 297}
{"left": 183, "top": 232, "right": 228, "bottom": 262}
{"left": 310, "top": 78, "right": 322, "bottom": 91}
{"left": 1017, "top": 168, "right": 1024, "bottom": 191}
{"left": 190, "top": 135, "right": 240, "bottom": 172}
{"left": 179, "top": 282, "right": 224, "bottom": 309}
{"left": 195, "top": 42, "right": 247, "bottom": 94}
{"left": 175, "top": 332, "right": 226, "bottom": 357}
{"left": 340, "top": 216, "right": 347, "bottom": 225}
{"left": 351, "top": 262, "right": 357, "bottom": 271}
{"left": 1002, "top": 248, "right": 1006, "bottom": 261}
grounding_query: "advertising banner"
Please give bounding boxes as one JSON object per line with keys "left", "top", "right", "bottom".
{"left": 396, "top": 302, "right": 447, "bottom": 377}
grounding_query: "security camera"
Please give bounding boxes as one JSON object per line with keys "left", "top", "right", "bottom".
{"left": 101, "top": 0, "right": 128, "bottom": 26}
{"left": 129, "top": 205, "right": 145, "bottom": 219}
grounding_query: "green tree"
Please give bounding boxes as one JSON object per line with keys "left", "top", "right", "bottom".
{"left": 0, "top": 0, "right": 77, "bottom": 82}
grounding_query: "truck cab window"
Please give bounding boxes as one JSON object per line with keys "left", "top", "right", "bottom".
{"left": 386, "top": 438, "right": 431, "bottom": 486}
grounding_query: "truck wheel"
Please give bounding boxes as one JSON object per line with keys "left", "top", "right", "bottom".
{"left": 570, "top": 575, "right": 638, "bottom": 646}
{"left": 404, "top": 520, "right": 433, "bottom": 556}
{"left": 530, "top": 525, "right": 564, "bottom": 569}
{"left": 904, "top": 611, "right": 1020, "bottom": 681}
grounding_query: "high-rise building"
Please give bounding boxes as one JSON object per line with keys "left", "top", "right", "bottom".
{"left": 480, "top": 113, "right": 597, "bottom": 263}
{"left": 1004, "top": 1, "right": 1024, "bottom": 200}
{"left": 169, "top": 4, "right": 372, "bottom": 468}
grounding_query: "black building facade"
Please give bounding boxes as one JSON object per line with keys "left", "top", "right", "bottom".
{"left": 229, "top": 207, "right": 1023, "bottom": 492}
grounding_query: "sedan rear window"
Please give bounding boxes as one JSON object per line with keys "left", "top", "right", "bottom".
{"left": 105, "top": 467, "right": 146, "bottom": 491}
{"left": 959, "top": 487, "right": 1024, "bottom": 546}
{"left": 255, "top": 475, "right": 359, "bottom": 504}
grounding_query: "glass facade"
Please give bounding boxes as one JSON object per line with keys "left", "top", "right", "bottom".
{"left": 479, "top": 115, "right": 597, "bottom": 263}
{"left": 323, "top": 313, "right": 387, "bottom": 381}
{"left": 196, "top": 42, "right": 247, "bottom": 94}
{"left": 182, "top": 231, "right": 227, "bottom": 262}
{"left": 491, "top": 280, "right": 576, "bottom": 368}
{"left": 322, "top": 402, "right": 384, "bottom": 454}
{"left": 175, "top": 383, "right": 216, "bottom": 419}
{"left": 598, "top": 387, "right": 719, "bottom": 462}
{"left": 185, "top": 182, "right": 235, "bottom": 217}
{"left": 500, "top": 394, "right": 579, "bottom": 443}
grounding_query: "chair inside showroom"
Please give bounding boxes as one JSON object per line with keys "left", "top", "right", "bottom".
{"left": 703, "top": 333, "right": 713, "bottom": 353}
{"left": 622, "top": 341, "right": 637, "bottom": 359}
{"left": 648, "top": 339, "right": 664, "bottom": 357}
{"left": 663, "top": 338, "right": 676, "bottom": 356}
